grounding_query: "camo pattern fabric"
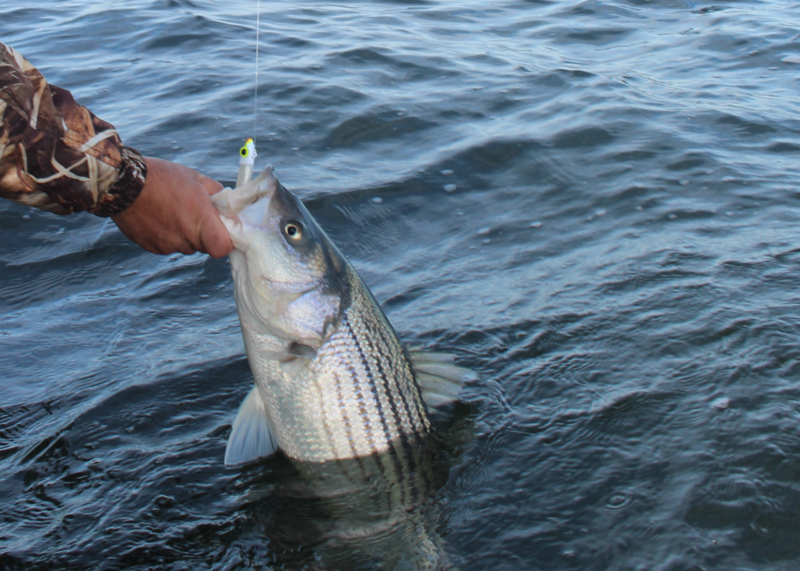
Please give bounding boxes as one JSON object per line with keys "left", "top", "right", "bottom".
{"left": 0, "top": 43, "right": 146, "bottom": 216}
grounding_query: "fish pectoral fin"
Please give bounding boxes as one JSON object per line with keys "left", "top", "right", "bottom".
{"left": 287, "top": 341, "right": 318, "bottom": 360}
{"left": 277, "top": 342, "right": 318, "bottom": 377}
{"left": 408, "top": 348, "right": 477, "bottom": 409}
{"left": 224, "top": 386, "right": 279, "bottom": 466}
{"left": 278, "top": 355, "right": 312, "bottom": 377}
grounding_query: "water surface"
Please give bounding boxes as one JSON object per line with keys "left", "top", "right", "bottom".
{"left": 2, "top": 0, "right": 800, "bottom": 569}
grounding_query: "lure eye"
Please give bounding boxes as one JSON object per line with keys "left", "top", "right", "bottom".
{"left": 239, "top": 145, "right": 250, "bottom": 158}
{"left": 284, "top": 221, "right": 303, "bottom": 241}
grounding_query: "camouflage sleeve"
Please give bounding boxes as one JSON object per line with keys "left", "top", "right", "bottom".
{"left": 0, "top": 43, "right": 147, "bottom": 216}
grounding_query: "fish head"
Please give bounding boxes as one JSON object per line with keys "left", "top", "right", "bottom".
{"left": 215, "top": 168, "right": 349, "bottom": 349}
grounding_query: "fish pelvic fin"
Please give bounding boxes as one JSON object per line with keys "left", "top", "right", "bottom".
{"left": 407, "top": 348, "right": 476, "bottom": 410}
{"left": 224, "top": 385, "right": 279, "bottom": 466}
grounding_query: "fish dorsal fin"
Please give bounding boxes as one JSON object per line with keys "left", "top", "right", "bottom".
{"left": 224, "top": 386, "right": 279, "bottom": 466}
{"left": 407, "top": 349, "right": 475, "bottom": 409}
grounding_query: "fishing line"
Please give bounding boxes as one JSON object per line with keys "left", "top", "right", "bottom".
{"left": 254, "top": 0, "right": 261, "bottom": 144}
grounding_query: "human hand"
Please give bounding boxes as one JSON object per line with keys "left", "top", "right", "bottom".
{"left": 111, "top": 157, "right": 233, "bottom": 258}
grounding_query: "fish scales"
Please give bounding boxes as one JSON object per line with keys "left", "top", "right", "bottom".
{"left": 348, "top": 278, "right": 434, "bottom": 494}
{"left": 309, "top": 267, "right": 429, "bottom": 460}
{"left": 212, "top": 163, "right": 467, "bottom": 468}
{"left": 347, "top": 307, "right": 415, "bottom": 488}
{"left": 340, "top": 274, "right": 425, "bottom": 500}
{"left": 212, "top": 154, "right": 471, "bottom": 569}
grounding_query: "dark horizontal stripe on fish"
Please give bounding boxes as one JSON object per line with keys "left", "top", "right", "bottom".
{"left": 312, "top": 373, "right": 339, "bottom": 460}
{"left": 374, "top": 315, "right": 428, "bottom": 438}
{"left": 330, "top": 353, "right": 360, "bottom": 459}
{"left": 359, "top": 306, "right": 416, "bottom": 445}
{"left": 342, "top": 316, "right": 380, "bottom": 456}
{"left": 347, "top": 313, "right": 408, "bottom": 504}
{"left": 377, "top": 321, "right": 439, "bottom": 501}
{"left": 355, "top": 305, "right": 424, "bottom": 504}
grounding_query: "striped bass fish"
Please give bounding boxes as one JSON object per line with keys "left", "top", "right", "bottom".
{"left": 212, "top": 140, "right": 472, "bottom": 467}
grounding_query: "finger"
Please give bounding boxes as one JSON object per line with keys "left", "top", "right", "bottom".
{"left": 199, "top": 213, "right": 234, "bottom": 258}
{"left": 195, "top": 172, "right": 224, "bottom": 195}
{"left": 177, "top": 239, "right": 197, "bottom": 256}
{"left": 202, "top": 225, "right": 234, "bottom": 258}
{"left": 190, "top": 192, "right": 232, "bottom": 257}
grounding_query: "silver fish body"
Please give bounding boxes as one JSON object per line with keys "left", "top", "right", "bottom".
{"left": 213, "top": 163, "right": 470, "bottom": 570}
{"left": 212, "top": 167, "right": 466, "bottom": 466}
{"left": 240, "top": 261, "right": 431, "bottom": 462}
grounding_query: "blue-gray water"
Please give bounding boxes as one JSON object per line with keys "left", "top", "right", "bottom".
{"left": 2, "top": 0, "right": 800, "bottom": 569}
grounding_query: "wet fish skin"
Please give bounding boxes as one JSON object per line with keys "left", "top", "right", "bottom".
{"left": 212, "top": 166, "right": 469, "bottom": 570}
{"left": 212, "top": 167, "right": 465, "bottom": 465}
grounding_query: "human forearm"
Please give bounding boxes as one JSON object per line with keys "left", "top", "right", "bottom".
{"left": 0, "top": 42, "right": 146, "bottom": 216}
{"left": 0, "top": 43, "right": 232, "bottom": 258}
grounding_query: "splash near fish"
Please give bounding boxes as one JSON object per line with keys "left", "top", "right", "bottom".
{"left": 211, "top": 140, "right": 473, "bottom": 466}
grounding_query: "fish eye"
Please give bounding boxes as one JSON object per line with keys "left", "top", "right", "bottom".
{"left": 284, "top": 220, "right": 303, "bottom": 241}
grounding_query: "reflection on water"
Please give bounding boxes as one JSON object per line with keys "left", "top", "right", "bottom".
{"left": 237, "top": 414, "right": 471, "bottom": 570}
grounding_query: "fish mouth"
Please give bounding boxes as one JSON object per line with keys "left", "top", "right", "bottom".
{"left": 211, "top": 166, "right": 279, "bottom": 217}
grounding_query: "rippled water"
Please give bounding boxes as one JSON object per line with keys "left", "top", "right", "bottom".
{"left": 3, "top": 0, "right": 800, "bottom": 569}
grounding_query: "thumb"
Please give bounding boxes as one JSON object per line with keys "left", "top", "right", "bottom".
{"left": 199, "top": 207, "right": 234, "bottom": 258}
{"left": 195, "top": 172, "right": 224, "bottom": 196}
